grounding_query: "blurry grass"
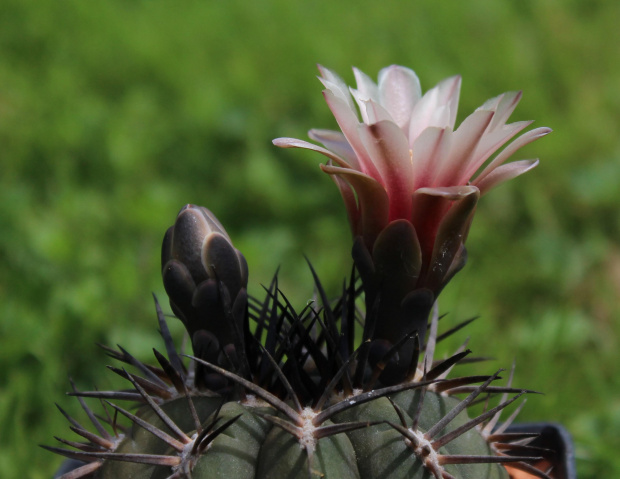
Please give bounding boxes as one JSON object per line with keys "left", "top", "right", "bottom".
{"left": 0, "top": 0, "right": 619, "bottom": 477}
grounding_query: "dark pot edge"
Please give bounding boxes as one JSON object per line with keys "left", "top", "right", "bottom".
{"left": 505, "top": 422, "right": 577, "bottom": 479}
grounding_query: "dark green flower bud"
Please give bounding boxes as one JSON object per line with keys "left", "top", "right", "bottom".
{"left": 161, "top": 205, "right": 248, "bottom": 371}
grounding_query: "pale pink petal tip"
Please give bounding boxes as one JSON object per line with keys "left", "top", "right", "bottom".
{"left": 475, "top": 159, "right": 540, "bottom": 194}
{"left": 272, "top": 137, "right": 299, "bottom": 147}
{"left": 272, "top": 137, "right": 352, "bottom": 168}
{"left": 377, "top": 66, "right": 422, "bottom": 129}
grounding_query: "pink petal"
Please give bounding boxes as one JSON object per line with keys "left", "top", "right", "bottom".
{"left": 363, "top": 99, "right": 394, "bottom": 124}
{"left": 410, "top": 126, "right": 451, "bottom": 190}
{"left": 463, "top": 120, "right": 532, "bottom": 181}
{"left": 474, "top": 159, "right": 539, "bottom": 194}
{"left": 411, "top": 185, "right": 479, "bottom": 278}
{"left": 478, "top": 93, "right": 503, "bottom": 113}
{"left": 474, "top": 126, "right": 552, "bottom": 184}
{"left": 323, "top": 90, "right": 382, "bottom": 181}
{"left": 408, "top": 75, "right": 461, "bottom": 144}
{"left": 378, "top": 65, "right": 422, "bottom": 130}
{"left": 308, "top": 129, "right": 359, "bottom": 168}
{"left": 359, "top": 121, "right": 414, "bottom": 221}
{"left": 272, "top": 137, "right": 353, "bottom": 169}
{"left": 418, "top": 186, "right": 480, "bottom": 291}
{"left": 487, "top": 91, "right": 522, "bottom": 131}
{"left": 408, "top": 89, "right": 441, "bottom": 143}
{"left": 321, "top": 164, "right": 389, "bottom": 250}
{"left": 432, "top": 109, "right": 494, "bottom": 187}
{"left": 320, "top": 78, "right": 357, "bottom": 113}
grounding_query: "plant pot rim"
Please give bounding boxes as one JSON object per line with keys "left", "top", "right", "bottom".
{"left": 505, "top": 422, "right": 577, "bottom": 479}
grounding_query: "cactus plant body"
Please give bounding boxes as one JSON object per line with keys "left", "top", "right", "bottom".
{"left": 45, "top": 65, "right": 553, "bottom": 479}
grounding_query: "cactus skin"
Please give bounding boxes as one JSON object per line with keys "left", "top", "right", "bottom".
{"left": 336, "top": 391, "right": 507, "bottom": 479}
{"left": 45, "top": 206, "right": 551, "bottom": 479}
{"left": 76, "top": 388, "right": 510, "bottom": 479}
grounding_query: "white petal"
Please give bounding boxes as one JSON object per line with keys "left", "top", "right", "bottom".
{"left": 377, "top": 65, "right": 422, "bottom": 130}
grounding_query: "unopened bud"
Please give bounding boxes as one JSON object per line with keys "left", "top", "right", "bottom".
{"left": 161, "top": 205, "right": 248, "bottom": 357}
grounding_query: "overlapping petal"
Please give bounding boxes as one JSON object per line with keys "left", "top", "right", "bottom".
{"left": 358, "top": 121, "right": 413, "bottom": 221}
{"left": 323, "top": 90, "right": 380, "bottom": 179}
{"left": 377, "top": 65, "right": 421, "bottom": 130}
{"left": 308, "top": 129, "right": 358, "bottom": 166}
{"left": 273, "top": 137, "right": 353, "bottom": 169}
{"left": 474, "top": 158, "right": 539, "bottom": 194}
{"left": 416, "top": 186, "right": 480, "bottom": 291}
{"left": 408, "top": 75, "right": 461, "bottom": 144}
{"left": 474, "top": 126, "right": 552, "bottom": 188}
{"left": 321, "top": 163, "right": 389, "bottom": 248}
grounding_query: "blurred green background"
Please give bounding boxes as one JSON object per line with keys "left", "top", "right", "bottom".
{"left": 1, "top": 0, "right": 619, "bottom": 477}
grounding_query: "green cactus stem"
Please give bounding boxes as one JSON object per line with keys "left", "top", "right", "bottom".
{"left": 45, "top": 272, "right": 551, "bottom": 479}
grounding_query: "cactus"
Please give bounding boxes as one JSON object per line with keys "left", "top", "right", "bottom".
{"left": 45, "top": 65, "right": 554, "bottom": 479}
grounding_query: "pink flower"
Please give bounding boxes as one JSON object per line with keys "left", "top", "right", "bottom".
{"left": 274, "top": 65, "right": 550, "bottom": 291}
